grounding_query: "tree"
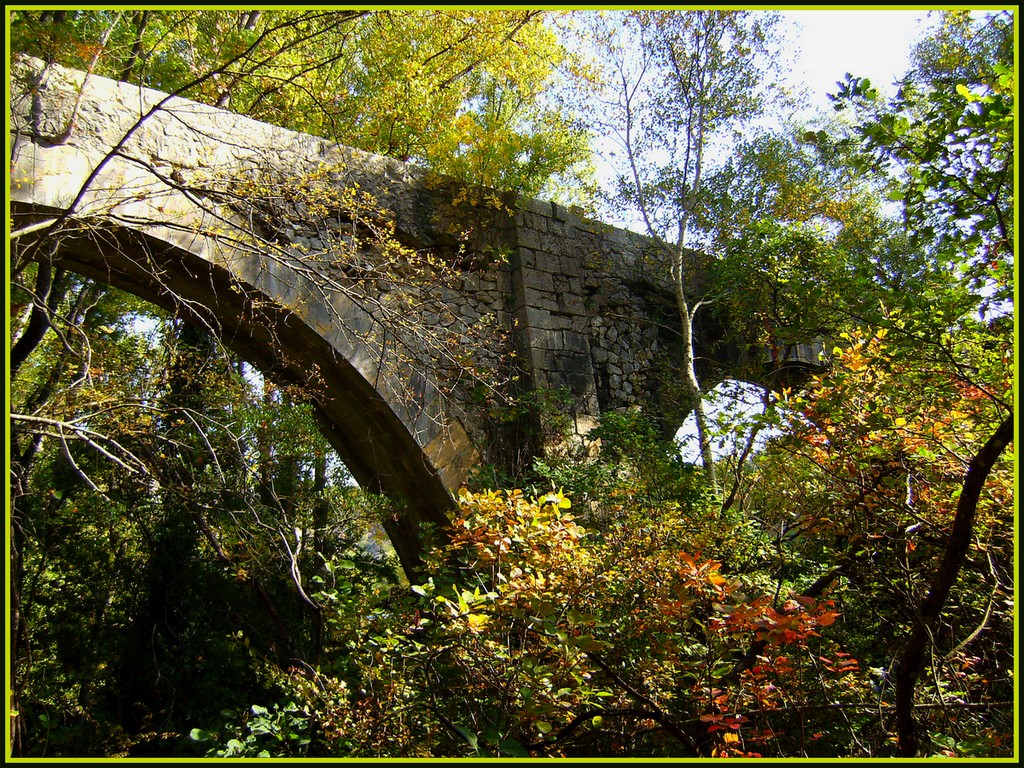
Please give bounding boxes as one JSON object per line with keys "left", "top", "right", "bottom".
{"left": 762, "top": 321, "right": 1014, "bottom": 757}
{"left": 586, "top": 10, "right": 783, "bottom": 490}
{"left": 8, "top": 275, "right": 403, "bottom": 755}
{"left": 828, "top": 10, "right": 1015, "bottom": 756}
{"left": 734, "top": 10, "right": 1016, "bottom": 757}
{"left": 831, "top": 10, "right": 1013, "bottom": 315}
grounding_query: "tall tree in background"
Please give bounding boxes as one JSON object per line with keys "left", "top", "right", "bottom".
{"left": 587, "top": 10, "right": 783, "bottom": 490}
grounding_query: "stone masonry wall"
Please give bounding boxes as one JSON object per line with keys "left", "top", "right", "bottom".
{"left": 509, "top": 198, "right": 682, "bottom": 441}
{"left": 13, "top": 53, "right": 833, "bottom": 575}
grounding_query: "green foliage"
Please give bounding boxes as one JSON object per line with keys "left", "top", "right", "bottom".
{"left": 697, "top": 123, "right": 889, "bottom": 255}
{"left": 713, "top": 220, "right": 849, "bottom": 355}
{"left": 8, "top": 282, "right": 404, "bottom": 756}
{"left": 190, "top": 700, "right": 313, "bottom": 758}
{"left": 535, "top": 409, "right": 712, "bottom": 511}
{"left": 830, "top": 10, "right": 1014, "bottom": 315}
{"left": 250, "top": 414, "right": 880, "bottom": 758}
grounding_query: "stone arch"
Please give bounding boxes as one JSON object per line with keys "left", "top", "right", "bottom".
{"left": 10, "top": 54, "right": 496, "bottom": 578}
{"left": 10, "top": 197, "right": 477, "bottom": 579}
{"left": 633, "top": 302, "right": 827, "bottom": 448}
{"left": 11, "top": 53, "right": 829, "bottom": 578}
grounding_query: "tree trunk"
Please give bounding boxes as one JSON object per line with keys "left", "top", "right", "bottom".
{"left": 674, "top": 273, "right": 717, "bottom": 489}
{"left": 893, "top": 415, "right": 1014, "bottom": 756}
{"left": 119, "top": 10, "right": 151, "bottom": 82}
{"left": 239, "top": 11, "right": 262, "bottom": 30}
{"left": 10, "top": 266, "right": 69, "bottom": 378}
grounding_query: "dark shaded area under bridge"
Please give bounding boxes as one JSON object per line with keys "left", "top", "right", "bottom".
{"left": 9, "top": 55, "right": 825, "bottom": 577}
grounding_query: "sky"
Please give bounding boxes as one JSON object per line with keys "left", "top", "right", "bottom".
{"left": 782, "top": 9, "right": 939, "bottom": 110}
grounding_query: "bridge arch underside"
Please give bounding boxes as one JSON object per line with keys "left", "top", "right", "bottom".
{"left": 12, "top": 203, "right": 469, "bottom": 577}
{"left": 629, "top": 305, "right": 825, "bottom": 447}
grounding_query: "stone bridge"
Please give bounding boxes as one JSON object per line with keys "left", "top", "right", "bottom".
{"left": 9, "top": 55, "right": 821, "bottom": 575}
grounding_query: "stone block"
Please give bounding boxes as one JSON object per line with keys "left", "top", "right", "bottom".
{"left": 520, "top": 267, "right": 555, "bottom": 294}
{"left": 519, "top": 197, "right": 554, "bottom": 218}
